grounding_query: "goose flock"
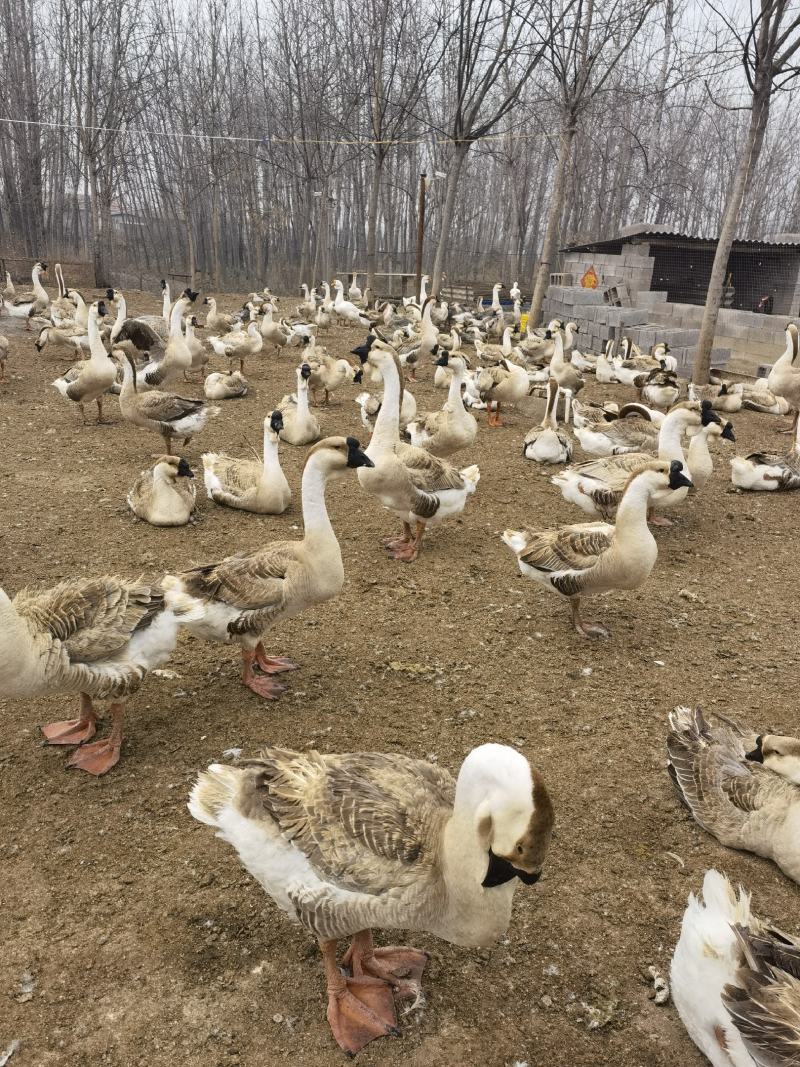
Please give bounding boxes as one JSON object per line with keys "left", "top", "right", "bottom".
{"left": 2, "top": 263, "right": 800, "bottom": 1061}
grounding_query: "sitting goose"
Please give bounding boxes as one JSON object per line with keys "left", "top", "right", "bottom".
{"left": 667, "top": 705, "right": 800, "bottom": 884}
{"left": 164, "top": 437, "right": 373, "bottom": 699}
{"left": 52, "top": 300, "right": 117, "bottom": 424}
{"left": 127, "top": 455, "right": 196, "bottom": 526}
{"left": 405, "top": 354, "right": 478, "bottom": 457}
{"left": 277, "top": 364, "right": 321, "bottom": 446}
{"left": 573, "top": 401, "right": 661, "bottom": 457}
{"left": 503, "top": 460, "right": 693, "bottom": 637}
{"left": 355, "top": 384, "right": 417, "bottom": 431}
{"left": 189, "top": 743, "right": 553, "bottom": 1055}
{"left": 639, "top": 367, "right": 680, "bottom": 410}
{"left": 202, "top": 411, "right": 291, "bottom": 515}
{"left": 739, "top": 380, "right": 791, "bottom": 415}
{"left": 119, "top": 353, "right": 219, "bottom": 453}
{"left": 0, "top": 574, "right": 197, "bottom": 774}
{"left": 684, "top": 417, "right": 736, "bottom": 491}
{"left": 672, "top": 868, "right": 800, "bottom": 1067}
{"left": 689, "top": 377, "right": 743, "bottom": 414}
{"left": 523, "top": 379, "right": 572, "bottom": 464}
{"left": 204, "top": 369, "right": 248, "bottom": 400}
{"left": 730, "top": 415, "right": 800, "bottom": 490}
{"left": 355, "top": 340, "right": 480, "bottom": 562}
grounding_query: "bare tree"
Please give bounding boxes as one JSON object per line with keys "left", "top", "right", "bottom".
{"left": 528, "top": 0, "right": 658, "bottom": 325}
{"left": 693, "top": 0, "right": 800, "bottom": 383}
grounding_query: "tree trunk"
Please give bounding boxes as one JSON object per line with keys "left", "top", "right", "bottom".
{"left": 692, "top": 84, "right": 771, "bottom": 383}
{"left": 431, "top": 142, "right": 470, "bottom": 297}
{"left": 529, "top": 121, "right": 576, "bottom": 326}
{"left": 366, "top": 148, "right": 385, "bottom": 294}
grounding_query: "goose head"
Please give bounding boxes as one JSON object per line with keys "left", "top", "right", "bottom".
{"left": 268, "top": 410, "right": 284, "bottom": 438}
{"left": 34, "top": 326, "right": 49, "bottom": 352}
{"left": 154, "top": 455, "right": 194, "bottom": 483}
{"left": 452, "top": 744, "right": 553, "bottom": 888}
{"left": 305, "top": 435, "right": 374, "bottom": 478}
{"left": 746, "top": 734, "right": 800, "bottom": 785}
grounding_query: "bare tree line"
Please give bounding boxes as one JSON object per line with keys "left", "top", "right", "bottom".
{"left": 1, "top": 0, "right": 799, "bottom": 296}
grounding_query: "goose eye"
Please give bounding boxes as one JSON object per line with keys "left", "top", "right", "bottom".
{"left": 516, "top": 844, "right": 523, "bottom": 855}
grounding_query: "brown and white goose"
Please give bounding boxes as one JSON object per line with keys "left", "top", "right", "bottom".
{"left": 119, "top": 353, "right": 219, "bottom": 453}
{"left": 189, "top": 743, "right": 553, "bottom": 1055}
{"left": 503, "top": 460, "right": 693, "bottom": 637}
{"left": 767, "top": 324, "right": 800, "bottom": 434}
{"left": 51, "top": 300, "right": 117, "bottom": 423}
{"left": 164, "top": 437, "right": 373, "bottom": 699}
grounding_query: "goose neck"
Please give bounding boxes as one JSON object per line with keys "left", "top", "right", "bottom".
{"left": 614, "top": 477, "right": 656, "bottom": 540}
{"left": 657, "top": 412, "right": 688, "bottom": 463}
{"left": 368, "top": 357, "right": 401, "bottom": 454}
{"left": 300, "top": 453, "right": 336, "bottom": 547}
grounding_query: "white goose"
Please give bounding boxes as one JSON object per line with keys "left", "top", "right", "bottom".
{"left": 3, "top": 261, "right": 48, "bottom": 327}
{"left": 523, "top": 379, "right": 572, "bottom": 464}
{"left": 332, "top": 279, "right": 369, "bottom": 326}
{"left": 202, "top": 411, "right": 291, "bottom": 514}
{"left": 189, "top": 743, "right": 553, "bottom": 1055}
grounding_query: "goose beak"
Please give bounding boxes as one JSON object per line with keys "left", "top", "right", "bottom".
{"left": 345, "top": 436, "right": 374, "bottom": 468}
{"left": 176, "top": 458, "right": 194, "bottom": 478}
{"left": 721, "top": 422, "right": 735, "bottom": 442}
{"left": 745, "top": 735, "right": 764, "bottom": 763}
{"left": 481, "top": 849, "right": 541, "bottom": 888}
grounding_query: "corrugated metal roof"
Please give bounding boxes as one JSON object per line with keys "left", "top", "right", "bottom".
{"left": 562, "top": 224, "right": 800, "bottom": 253}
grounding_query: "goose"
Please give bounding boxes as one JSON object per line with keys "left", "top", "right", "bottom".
{"left": 277, "top": 364, "right": 321, "bottom": 445}
{"left": 563, "top": 322, "right": 596, "bottom": 375}
{"left": 0, "top": 574, "right": 198, "bottom": 775}
{"left": 119, "top": 353, "right": 219, "bottom": 453}
{"left": 332, "top": 279, "right": 369, "bottom": 324}
{"left": 474, "top": 325, "right": 516, "bottom": 363}
{"left": 689, "top": 379, "right": 743, "bottom": 414}
{"left": 672, "top": 869, "right": 800, "bottom": 1067}
{"left": 571, "top": 398, "right": 620, "bottom": 430}
{"left": 475, "top": 358, "right": 529, "bottom": 427}
{"left": 63, "top": 287, "right": 89, "bottom": 329}
{"left": 164, "top": 436, "right": 373, "bottom": 699}
{"left": 523, "top": 379, "right": 572, "bottom": 464}
{"left": 184, "top": 315, "right": 208, "bottom": 377}
{"left": 510, "top": 281, "right": 521, "bottom": 302}
{"left": 347, "top": 272, "right": 362, "bottom": 302}
{"left": 738, "top": 381, "right": 791, "bottom": 415}
{"left": 3, "top": 270, "right": 14, "bottom": 300}
{"left": 188, "top": 743, "right": 553, "bottom": 1055}
{"left": 490, "top": 282, "right": 503, "bottom": 312}
{"left": 505, "top": 460, "right": 692, "bottom": 636}
{"left": 108, "top": 292, "right": 163, "bottom": 357}
{"left": 34, "top": 322, "right": 87, "bottom": 356}
{"left": 651, "top": 341, "right": 677, "bottom": 372}
{"left": 404, "top": 354, "right": 477, "bottom": 457}
{"left": 684, "top": 417, "right": 736, "bottom": 490}
{"left": 572, "top": 402, "right": 663, "bottom": 457}
{"left": 306, "top": 351, "right": 355, "bottom": 406}
{"left": 214, "top": 321, "right": 263, "bottom": 374}
{"left": 667, "top": 705, "right": 800, "bottom": 883}
{"left": 259, "top": 304, "right": 292, "bottom": 351}
{"left": 50, "top": 263, "right": 75, "bottom": 317}
{"left": 204, "top": 369, "right": 248, "bottom": 400}
{"left": 52, "top": 300, "right": 117, "bottom": 423}
{"left": 3, "top": 261, "right": 48, "bottom": 327}
{"left": 204, "top": 296, "right": 235, "bottom": 334}
{"left": 126, "top": 280, "right": 171, "bottom": 344}
{"left": 767, "top": 324, "right": 800, "bottom": 433}
{"left": 594, "top": 340, "right": 619, "bottom": 384}
{"left": 297, "top": 284, "right": 318, "bottom": 319}
{"left": 137, "top": 296, "right": 195, "bottom": 388}
{"left": 355, "top": 387, "right": 418, "bottom": 431}
{"left": 613, "top": 338, "right": 663, "bottom": 385}
{"left": 0, "top": 334, "right": 7, "bottom": 380}
{"left": 548, "top": 332, "right": 584, "bottom": 421}
{"left": 355, "top": 339, "right": 480, "bottom": 561}
{"left": 554, "top": 401, "right": 719, "bottom": 522}
{"left": 202, "top": 411, "right": 291, "bottom": 515}
{"left": 127, "top": 455, "right": 196, "bottom": 526}
{"left": 640, "top": 367, "right": 680, "bottom": 410}
{"left": 730, "top": 414, "right": 800, "bottom": 490}
{"left": 433, "top": 332, "right": 465, "bottom": 387}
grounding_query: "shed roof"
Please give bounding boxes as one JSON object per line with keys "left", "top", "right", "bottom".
{"left": 562, "top": 223, "right": 800, "bottom": 254}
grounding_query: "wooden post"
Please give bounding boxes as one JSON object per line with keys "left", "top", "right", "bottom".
{"left": 415, "top": 174, "right": 426, "bottom": 305}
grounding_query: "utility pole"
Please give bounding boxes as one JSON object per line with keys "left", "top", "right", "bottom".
{"left": 415, "top": 173, "right": 426, "bottom": 305}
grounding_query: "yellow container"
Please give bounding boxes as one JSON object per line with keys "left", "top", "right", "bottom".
{"left": 520, "top": 313, "right": 529, "bottom": 332}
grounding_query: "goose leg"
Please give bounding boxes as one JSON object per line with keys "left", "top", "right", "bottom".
{"left": 241, "top": 650, "right": 286, "bottom": 699}
{"left": 162, "top": 434, "right": 173, "bottom": 455}
{"left": 382, "top": 522, "right": 412, "bottom": 550}
{"left": 647, "top": 508, "right": 674, "bottom": 527}
{"left": 67, "top": 702, "right": 124, "bottom": 775}
{"left": 391, "top": 521, "right": 425, "bottom": 562}
{"left": 321, "top": 939, "right": 398, "bottom": 1056}
{"left": 777, "top": 409, "right": 798, "bottom": 434}
{"left": 343, "top": 930, "right": 428, "bottom": 1004}
{"left": 570, "top": 598, "right": 609, "bottom": 639}
{"left": 254, "top": 642, "right": 298, "bottom": 675}
{"left": 41, "top": 693, "right": 98, "bottom": 745}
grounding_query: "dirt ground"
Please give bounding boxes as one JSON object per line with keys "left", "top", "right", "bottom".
{"left": 1, "top": 287, "right": 798, "bottom": 1067}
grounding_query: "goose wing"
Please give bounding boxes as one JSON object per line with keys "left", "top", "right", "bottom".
{"left": 236, "top": 748, "right": 454, "bottom": 895}
{"left": 178, "top": 544, "right": 299, "bottom": 634}
{"left": 516, "top": 523, "right": 613, "bottom": 580}
{"left": 137, "top": 390, "right": 205, "bottom": 423}
{"left": 398, "top": 444, "right": 469, "bottom": 492}
{"left": 14, "top": 577, "right": 164, "bottom": 662}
